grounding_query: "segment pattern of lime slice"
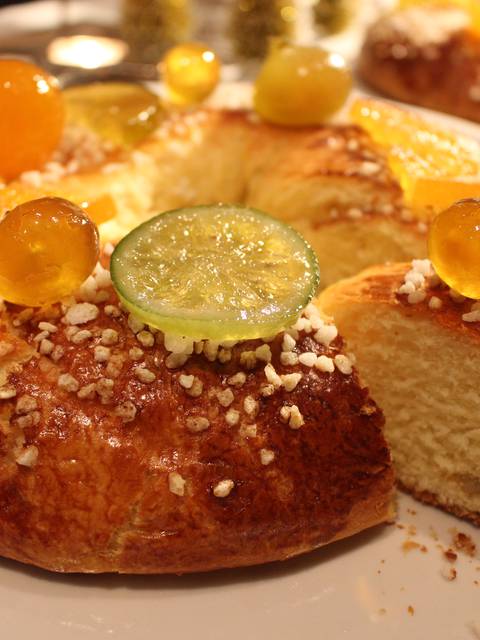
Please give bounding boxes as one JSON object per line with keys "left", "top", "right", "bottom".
{"left": 111, "top": 205, "right": 320, "bottom": 341}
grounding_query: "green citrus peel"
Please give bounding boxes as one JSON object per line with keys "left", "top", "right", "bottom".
{"left": 111, "top": 205, "right": 320, "bottom": 340}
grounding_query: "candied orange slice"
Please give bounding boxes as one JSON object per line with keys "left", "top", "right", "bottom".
{"left": 0, "top": 187, "right": 116, "bottom": 227}
{"left": 350, "top": 98, "right": 480, "bottom": 215}
{"left": 80, "top": 194, "right": 117, "bottom": 225}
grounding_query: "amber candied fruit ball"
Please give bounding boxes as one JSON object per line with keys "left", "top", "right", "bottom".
{"left": 0, "top": 197, "right": 99, "bottom": 307}
{"left": 162, "top": 42, "right": 220, "bottom": 105}
{"left": 428, "top": 198, "right": 480, "bottom": 299}
{"left": 0, "top": 59, "right": 65, "bottom": 182}
{"left": 254, "top": 40, "right": 352, "bottom": 126}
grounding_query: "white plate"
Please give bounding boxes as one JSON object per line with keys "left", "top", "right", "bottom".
{"left": 0, "top": 493, "right": 478, "bottom": 640}
{"left": 0, "top": 11, "right": 479, "bottom": 637}
{"left": 1, "top": 104, "right": 479, "bottom": 639}
{"left": 0, "top": 1, "right": 118, "bottom": 36}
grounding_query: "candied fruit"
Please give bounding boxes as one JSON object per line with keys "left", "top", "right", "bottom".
{"left": 0, "top": 197, "right": 99, "bottom": 307}
{"left": 64, "top": 82, "right": 164, "bottom": 147}
{"left": 0, "top": 59, "right": 64, "bottom": 182}
{"left": 350, "top": 98, "right": 480, "bottom": 213}
{"left": 162, "top": 42, "right": 220, "bottom": 106}
{"left": 81, "top": 195, "right": 117, "bottom": 226}
{"left": 428, "top": 199, "right": 480, "bottom": 299}
{"left": 253, "top": 40, "right": 351, "bottom": 126}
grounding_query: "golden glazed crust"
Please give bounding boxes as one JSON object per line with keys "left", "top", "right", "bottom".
{"left": 0, "top": 280, "right": 394, "bottom": 573}
{"left": 359, "top": 6, "right": 480, "bottom": 123}
{"left": 321, "top": 262, "right": 480, "bottom": 343}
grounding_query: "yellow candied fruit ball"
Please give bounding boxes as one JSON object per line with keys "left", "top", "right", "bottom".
{"left": 0, "top": 197, "right": 99, "bottom": 307}
{"left": 161, "top": 42, "right": 221, "bottom": 106}
{"left": 428, "top": 198, "right": 480, "bottom": 299}
{"left": 0, "top": 59, "right": 64, "bottom": 182}
{"left": 64, "top": 82, "right": 164, "bottom": 148}
{"left": 254, "top": 40, "right": 352, "bottom": 126}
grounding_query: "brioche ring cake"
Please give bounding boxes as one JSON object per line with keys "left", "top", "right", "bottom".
{"left": 1, "top": 106, "right": 426, "bottom": 289}
{"left": 320, "top": 259, "right": 480, "bottom": 525}
{"left": 359, "top": 5, "right": 480, "bottom": 123}
{"left": 0, "top": 264, "right": 394, "bottom": 573}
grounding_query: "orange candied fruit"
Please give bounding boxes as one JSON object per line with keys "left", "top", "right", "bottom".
{"left": 350, "top": 98, "right": 480, "bottom": 214}
{"left": 0, "top": 59, "right": 65, "bottom": 182}
{"left": 428, "top": 199, "right": 480, "bottom": 299}
{"left": 162, "top": 42, "right": 220, "bottom": 106}
{"left": 0, "top": 197, "right": 99, "bottom": 307}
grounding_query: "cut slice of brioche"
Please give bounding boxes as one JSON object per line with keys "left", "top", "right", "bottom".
{"left": 0, "top": 109, "right": 426, "bottom": 288}
{"left": 320, "top": 263, "right": 480, "bottom": 525}
{"left": 295, "top": 215, "right": 424, "bottom": 289}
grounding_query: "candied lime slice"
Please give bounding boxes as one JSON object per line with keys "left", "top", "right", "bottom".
{"left": 64, "top": 82, "right": 164, "bottom": 147}
{"left": 111, "top": 205, "right": 320, "bottom": 340}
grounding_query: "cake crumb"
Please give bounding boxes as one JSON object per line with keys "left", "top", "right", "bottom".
{"left": 444, "top": 548, "right": 458, "bottom": 563}
{"left": 407, "top": 606, "right": 415, "bottom": 616}
{"left": 441, "top": 565, "right": 457, "bottom": 581}
{"left": 452, "top": 531, "right": 476, "bottom": 557}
